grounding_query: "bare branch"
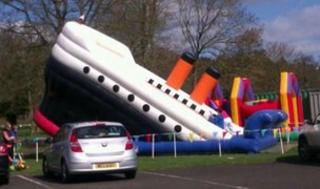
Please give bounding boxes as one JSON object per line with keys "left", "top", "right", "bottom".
{"left": 176, "top": 0, "right": 254, "bottom": 58}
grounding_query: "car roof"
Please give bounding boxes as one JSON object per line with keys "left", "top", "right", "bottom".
{"left": 62, "top": 121, "right": 124, "bottom": 129}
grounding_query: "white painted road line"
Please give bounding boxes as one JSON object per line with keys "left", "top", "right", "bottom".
{"left": 142, "top": 171, "right": 249, "bottom": 189}
{"left": 16, "top": 175, "right": 53, "bottom": 189}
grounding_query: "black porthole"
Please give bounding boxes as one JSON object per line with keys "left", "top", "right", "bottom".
{"left": 148, "top": 79, "right": 154, "bottom": 84}
{"left": 182, "top": 99, "right": 188, "bottom": 104}
{"left": 158, "top": 115, "right": 166, "bottom": 123}
{"left": 113, "top": 85, "right": 120, "bottom": 92}
{"left": 174, "top": 125, "right": 182, "bottom": 133}
{"left": 143, "top": 104, "right": 150, "bottom": 112}
{"left": 173, "top": 94, "right": 179, "bottom": 99}
{"left": 165, "top": 89, "right": 171, "bottom": 94}
{"left": 127, "top": 94, "right": 135, "bottom": 102}
{"left": 98, "top": 75, "right": 104, "bottom": 83}
{"left": 156, "top": 84, "right": 162, "bottom": 89}
{"left": 199, "top": 110, "right": 205, "bottom": 115}
{"left": 190, "top": 104, "right": 197, "bottom": 110}
{"left": 83, "top": 66, "right": 90, "bottom": 74}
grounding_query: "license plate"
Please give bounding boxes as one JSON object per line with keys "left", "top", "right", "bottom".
{"left": 93, "top": 162, "right": 119, "bottom": 170}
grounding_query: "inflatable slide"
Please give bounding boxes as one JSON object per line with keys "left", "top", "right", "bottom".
{"left": 34, "top": 21, "right": 287, "bottom": 154}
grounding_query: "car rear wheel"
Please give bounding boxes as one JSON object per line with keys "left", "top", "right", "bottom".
{"left": 124, "top": 170, "right": 136, "bottom": 179}
{"left": 42, "top": 157, "right": 52, "bottom": 177}
{"left": 0, "top": 174, "right": 9, "bottom": 185}
{"left": 61, "top": 161, "right": 72, "bottom": 183}
{"left": 298, "top": 138, "right": 316, "bottom": 161}
{"left": 4, "top": 174, "right": 9, "bottom": 184}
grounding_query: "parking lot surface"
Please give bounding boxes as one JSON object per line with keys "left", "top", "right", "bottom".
{"left": 1, "top": 161, "right": 320, "bottom": 189}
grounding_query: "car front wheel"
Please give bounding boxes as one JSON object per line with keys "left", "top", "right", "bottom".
{"left": 42, "top": 157, "right": 52, "bottom": 177}
{"left": 0, "top": 174, "right": 9, "bottom": 185}
{"left": 298, "top": 138, "right": 316, "bottom": 161}
{"left": 124, "top": 170, "right": 136, "bottom": 179}
{"left": 61, "top": 161, "right": 72, "bottom": 183}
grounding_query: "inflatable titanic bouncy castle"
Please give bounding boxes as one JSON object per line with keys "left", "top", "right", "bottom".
{"left": 34, "top": 21, "right": 287, "bottom": 154}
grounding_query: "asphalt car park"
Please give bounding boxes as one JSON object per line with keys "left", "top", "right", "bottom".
{"left": 2, "top": 160, "right": 320, "bottom": 189}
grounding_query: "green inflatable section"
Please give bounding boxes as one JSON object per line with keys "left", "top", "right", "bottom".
{"left": 275, "top": 131, "right": 299, "bottom": 141}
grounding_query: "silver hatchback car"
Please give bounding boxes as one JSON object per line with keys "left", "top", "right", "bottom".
{"left": 42, "top": 121, "right": 138, "bottom": 182}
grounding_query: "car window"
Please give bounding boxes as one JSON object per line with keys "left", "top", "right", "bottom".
{"left": 75, "top": 124, "right": 126, "bottom": 139}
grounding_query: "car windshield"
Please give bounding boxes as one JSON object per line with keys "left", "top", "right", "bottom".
{"left": 75, "top": 124, "right": 126, "bottom": 139}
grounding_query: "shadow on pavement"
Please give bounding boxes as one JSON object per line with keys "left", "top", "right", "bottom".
{"left": 276, "top": 154, "right": 320, "bottom": 166}
{"left": 34, "top": 173, "right": 127, "bottom": 184}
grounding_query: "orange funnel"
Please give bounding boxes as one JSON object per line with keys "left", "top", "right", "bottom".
{"left": 190, "top": 67, "right": 220, "bottom": 104}
{"left": 166, "top": 52, "right": 195, "bottom": 90}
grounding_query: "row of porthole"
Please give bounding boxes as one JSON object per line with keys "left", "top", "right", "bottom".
{"left": 148, "top": 78, "right": 206, "bottom": 116}
{"left": 83, "top": 66, "right": 182, "bottom": 133}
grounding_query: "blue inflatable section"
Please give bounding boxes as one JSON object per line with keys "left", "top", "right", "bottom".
{"left": 135, "top": 135, "right": 276, "bottom": 155}
{"left": 135, "top": 110, "right": 287, "bottom": 155}
{"left": 244, "top": 110, "right": 287, "bottom": 139}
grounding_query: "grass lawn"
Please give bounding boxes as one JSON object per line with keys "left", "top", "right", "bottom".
{"left": 11, "top": 147, "right": 298, "bottom": 176}
{"left": 11, "top": 158, "right": 42, "bottom": 176}
{"left": 140, "top": 146, "right": 298, "bottom": 171}
{"left": 139, "top": 153, "right": 289, "bottom": 171}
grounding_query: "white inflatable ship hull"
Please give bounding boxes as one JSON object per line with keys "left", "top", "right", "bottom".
{"left": 35, "top": 22, "right": 233, "bottom": 140}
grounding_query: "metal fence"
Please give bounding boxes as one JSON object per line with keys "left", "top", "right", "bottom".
{"left": 255, "top": 89, "right": 320, "bottom": 121}
{"left": 309, "top": 91, "right": 320, "bottom": 121}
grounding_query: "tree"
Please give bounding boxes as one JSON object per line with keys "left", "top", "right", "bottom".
{"left": 292, "top": 54, "right": 320, "bottom": 89}
{"left": 0, "top": 30, "right": 47, "bottom": 118}
{"left": 225, "top": 27, "right": 264, "bottom": 56}
{"left": 175, "top": 0, "right": 255, "bottom": 86}
{"left": 265, "top": 42, "right": 296, "bottom": 63}
{"left": 97, "top": 0, "right": 168, "bottom": 66}
{"left": 176, "top": 0, "right": 255, "bottom": 59}
{"left": 0, "top": 0, "right": 114, "bottom": 46}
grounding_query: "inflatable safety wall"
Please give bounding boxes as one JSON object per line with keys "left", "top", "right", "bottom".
{"left": 230, "top": 72, "right": 303, "bottom": 129}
